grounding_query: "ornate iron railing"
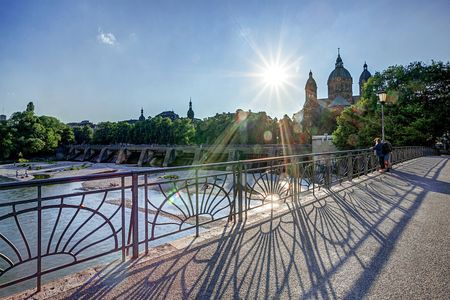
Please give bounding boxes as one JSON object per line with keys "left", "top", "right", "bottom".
{"left": 0, "top": 146, "right": 428, "bottom": 294}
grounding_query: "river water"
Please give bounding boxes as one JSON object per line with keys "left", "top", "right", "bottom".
{"left": 0, "top": 176, "right": 216, "bottom": 297}
{"left": 0, "top": 170, "right": 303, "bottom": 297}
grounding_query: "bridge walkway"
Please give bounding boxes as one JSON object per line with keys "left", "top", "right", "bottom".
{"left": 13, "top": 156, "right": 450, "bottom": 299}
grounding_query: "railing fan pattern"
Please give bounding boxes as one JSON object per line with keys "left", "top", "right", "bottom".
{"left": 0, "top": 146, "right": 428, "bottom": 294}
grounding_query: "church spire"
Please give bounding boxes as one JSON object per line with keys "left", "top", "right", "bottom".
{"left": 187, "top": 97, "right": 194, "bottom": 120}
{"left": 139, "top": 107, "right": 145, "bottom": 121}
{"left": 335, "top": 48, "right": 343, "bottom": 68}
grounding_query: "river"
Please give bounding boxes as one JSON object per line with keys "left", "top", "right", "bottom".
{"left": 0, "top": 175, "right": 215, "bottom": 297}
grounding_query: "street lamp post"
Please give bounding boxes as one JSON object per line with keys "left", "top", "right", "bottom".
{"left": 378, "top": 91, "right": 387, "bottom": 141}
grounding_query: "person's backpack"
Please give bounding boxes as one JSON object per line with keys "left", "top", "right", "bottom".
{"left": 382, "top": 141, "right": 393, "bottom": 154}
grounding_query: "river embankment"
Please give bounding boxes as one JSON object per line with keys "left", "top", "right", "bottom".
{"left": 0, "top": 161, "right": 226, "bottom": 192}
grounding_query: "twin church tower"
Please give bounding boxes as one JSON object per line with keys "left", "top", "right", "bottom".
{"left": 298, "top": 49, "right": 372, "bottom": 130}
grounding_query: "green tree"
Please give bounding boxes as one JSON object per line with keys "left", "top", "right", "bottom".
{"left": 74, "top": 125, "right": 93, "bottom": 144}
{"left": 114, "top": 122, "right": 132, "bottom": 144}
{"left": 333, "top": 61, "right": 450, "bottom": 149}
{"left": 0, "top": 120, "right": 14, "bottom": 160}
{"left": 93, "top": 122, "right": 116, "bottom": 144}
{"left": 61, "top": 126, "right": 75, "bottom": 145}
{"left": 4, "top": 102, "right": 73, "bottom": 158}
{"left": 173, "top": 118, "right": 195, "bottom": 145}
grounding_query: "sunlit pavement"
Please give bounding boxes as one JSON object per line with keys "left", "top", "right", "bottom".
{"left": 11, "top": 156, "right": 450, "bottom": 300}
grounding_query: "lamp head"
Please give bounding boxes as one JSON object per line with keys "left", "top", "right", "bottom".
{"left": 377, "top": 90, "right": 387, "bottom": 104}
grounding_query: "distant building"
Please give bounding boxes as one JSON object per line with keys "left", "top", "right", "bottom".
{"left": 0, "top": 114, "right": 6, "bottom": 121}
{"left": 294, "top": 49, "right": 372, "bottom": 131}
{"left": 139, "top": 108, "right": 146, "bottom": 121}
{"left": 155, "top": 110, "right": 180, "bottom": 121}
{"left": 187, "top": 98, "right": 194, "bottom": 120}
{"left": 123, "top": 119, "right": 138, "bottom": 125}
{"left": 67, "top": 120, "right": 95, "bottom": 128}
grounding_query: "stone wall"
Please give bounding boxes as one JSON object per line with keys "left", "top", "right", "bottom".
{"left": 312, "top": 135, "right": 337, "bottom": 154}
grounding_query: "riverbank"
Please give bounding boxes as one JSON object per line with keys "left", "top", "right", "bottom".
{"left": 0, "top": 161, "right": 153, "bottom": 183}
{"left": 0, "top": 161, "right": 225, "bottom": 192}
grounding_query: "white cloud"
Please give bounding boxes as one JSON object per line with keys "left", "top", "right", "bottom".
{"left": 97, "top": 28, "right": 116, "bottom": 45}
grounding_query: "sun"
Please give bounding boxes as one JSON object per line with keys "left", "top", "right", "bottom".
{"left": 262, "top": 64, "right": 288, "bottom": 87}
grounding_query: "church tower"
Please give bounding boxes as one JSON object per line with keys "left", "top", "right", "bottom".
{"left": 327, "top": 49, "right": 353, "bottom": 104}
{"left": 305, "top": 70, "right": 317, "bottom": 102}
{"left": 139, "top": 108, "right": 145, "bottom": 121}
{"left": 302, "top": 71, "right": 320, "bottom": 130}
{"left": 187, "top": 98, "right": 194, "bottom": 120}
{"left": 359, "top": 62, "right": 372, "bottom": 96}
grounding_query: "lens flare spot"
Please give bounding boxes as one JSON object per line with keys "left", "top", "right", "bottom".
{"left": 264, "top": 130, "right": 273, "bottom": 142}
{"left": 236, "top": 110, "right": 248, "bottom": 122}
{"left": 266, "top": 194, "right": 280, "bottom": 201}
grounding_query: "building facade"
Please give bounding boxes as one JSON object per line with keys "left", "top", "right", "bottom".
{"left": 294, "top": 50, "right": 372, "bottom": 133}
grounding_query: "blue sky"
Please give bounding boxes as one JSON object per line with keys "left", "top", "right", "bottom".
{"left": 1, "top": 0, "right": 449, "bottom": 123}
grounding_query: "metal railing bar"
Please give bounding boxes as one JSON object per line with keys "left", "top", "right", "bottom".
{"left": 0, "top": 146, "right": 427, "bottom": 293}
{"left": 0, "top": 147, "right": 417, "bottom": 190}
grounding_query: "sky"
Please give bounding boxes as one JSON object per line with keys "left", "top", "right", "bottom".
{"left": 0, "top": 0, "right": 449, "bottom": 123}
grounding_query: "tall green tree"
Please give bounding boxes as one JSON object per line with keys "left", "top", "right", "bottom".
{"left": 0, "top": 120, "right": 14, "bottom": 160}
{"left": 333, "top": 61, "right": 450, "bottom": 149}
{"left": 2, "top": 102, "right": 74, "bottom": 159}
{"left": 74, "top": 125, "right": 93, "bottom": 144}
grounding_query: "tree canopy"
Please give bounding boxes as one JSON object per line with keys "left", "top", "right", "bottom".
{"left": 2, "top": 61, "right": 446, "bottom": 161}
{"left": 333, "top": 61, "right": 450, "bottom": 149}
{"left": 0, "top": 102, "right": 75, "bottom": 160}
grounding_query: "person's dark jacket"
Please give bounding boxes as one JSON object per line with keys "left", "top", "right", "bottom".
{"left": 374, "top": 143, "right": 384, "bottom": 157}
{"left": 382, "top": 141, "right": 393, "bottom": 155}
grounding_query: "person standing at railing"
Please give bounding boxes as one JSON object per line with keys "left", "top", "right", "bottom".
{"left": 382, "top": 140, "right": 393, "bottom": 172}
{"left": 371, "top": 138, "right": 385, "bottom": 171}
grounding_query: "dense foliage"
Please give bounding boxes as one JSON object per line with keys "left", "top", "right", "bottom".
{"left": 2, "top": 60, "right": 446, "bottom": 160}
{"left": 91, "top": 117, "right": 195, "bottom": 145}
{"left": 0, "top": 102, "right": 74, "bottom": 160}
{"left": 0, "top": 105, "right": 306, "bottom": 161}
{"left": 88, "top": 111, "right": 303, "bottom": 146}
{"left": 333, "top": 61, "right": 450, "bottom": 149}
{"left": 194, "top": 110, "right": 306, "bottom": 145}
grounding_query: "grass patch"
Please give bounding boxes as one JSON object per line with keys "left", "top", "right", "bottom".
{"left": 33, "top": 174, "right": 51, "bottom": 180}
{"left": 159, "top": 174, "right": 179, "bottom": 180}
{"left": 63, "top": 163, "right": 91, "bottom": 171}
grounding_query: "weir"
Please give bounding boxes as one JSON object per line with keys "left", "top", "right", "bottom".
{"left": 66, "top": 144, "right": 312, "bottom": 166}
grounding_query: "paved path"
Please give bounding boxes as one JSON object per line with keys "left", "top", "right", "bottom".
{"left": 13, "top": 156, "right": 450, "bottom": 299}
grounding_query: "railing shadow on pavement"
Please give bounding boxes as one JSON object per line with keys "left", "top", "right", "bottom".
{"left": 60, "top": 156, "right": 448, "bottom": 299}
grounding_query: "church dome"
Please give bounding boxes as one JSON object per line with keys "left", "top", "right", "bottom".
{"left": 305, "top": 70, "right": 317, "bottom": 90}
{"left": 359, "top": 62, "right": 372, "bottom": 84}
{"left": 327, "top": 53, "right": 352, "bottom": 83}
